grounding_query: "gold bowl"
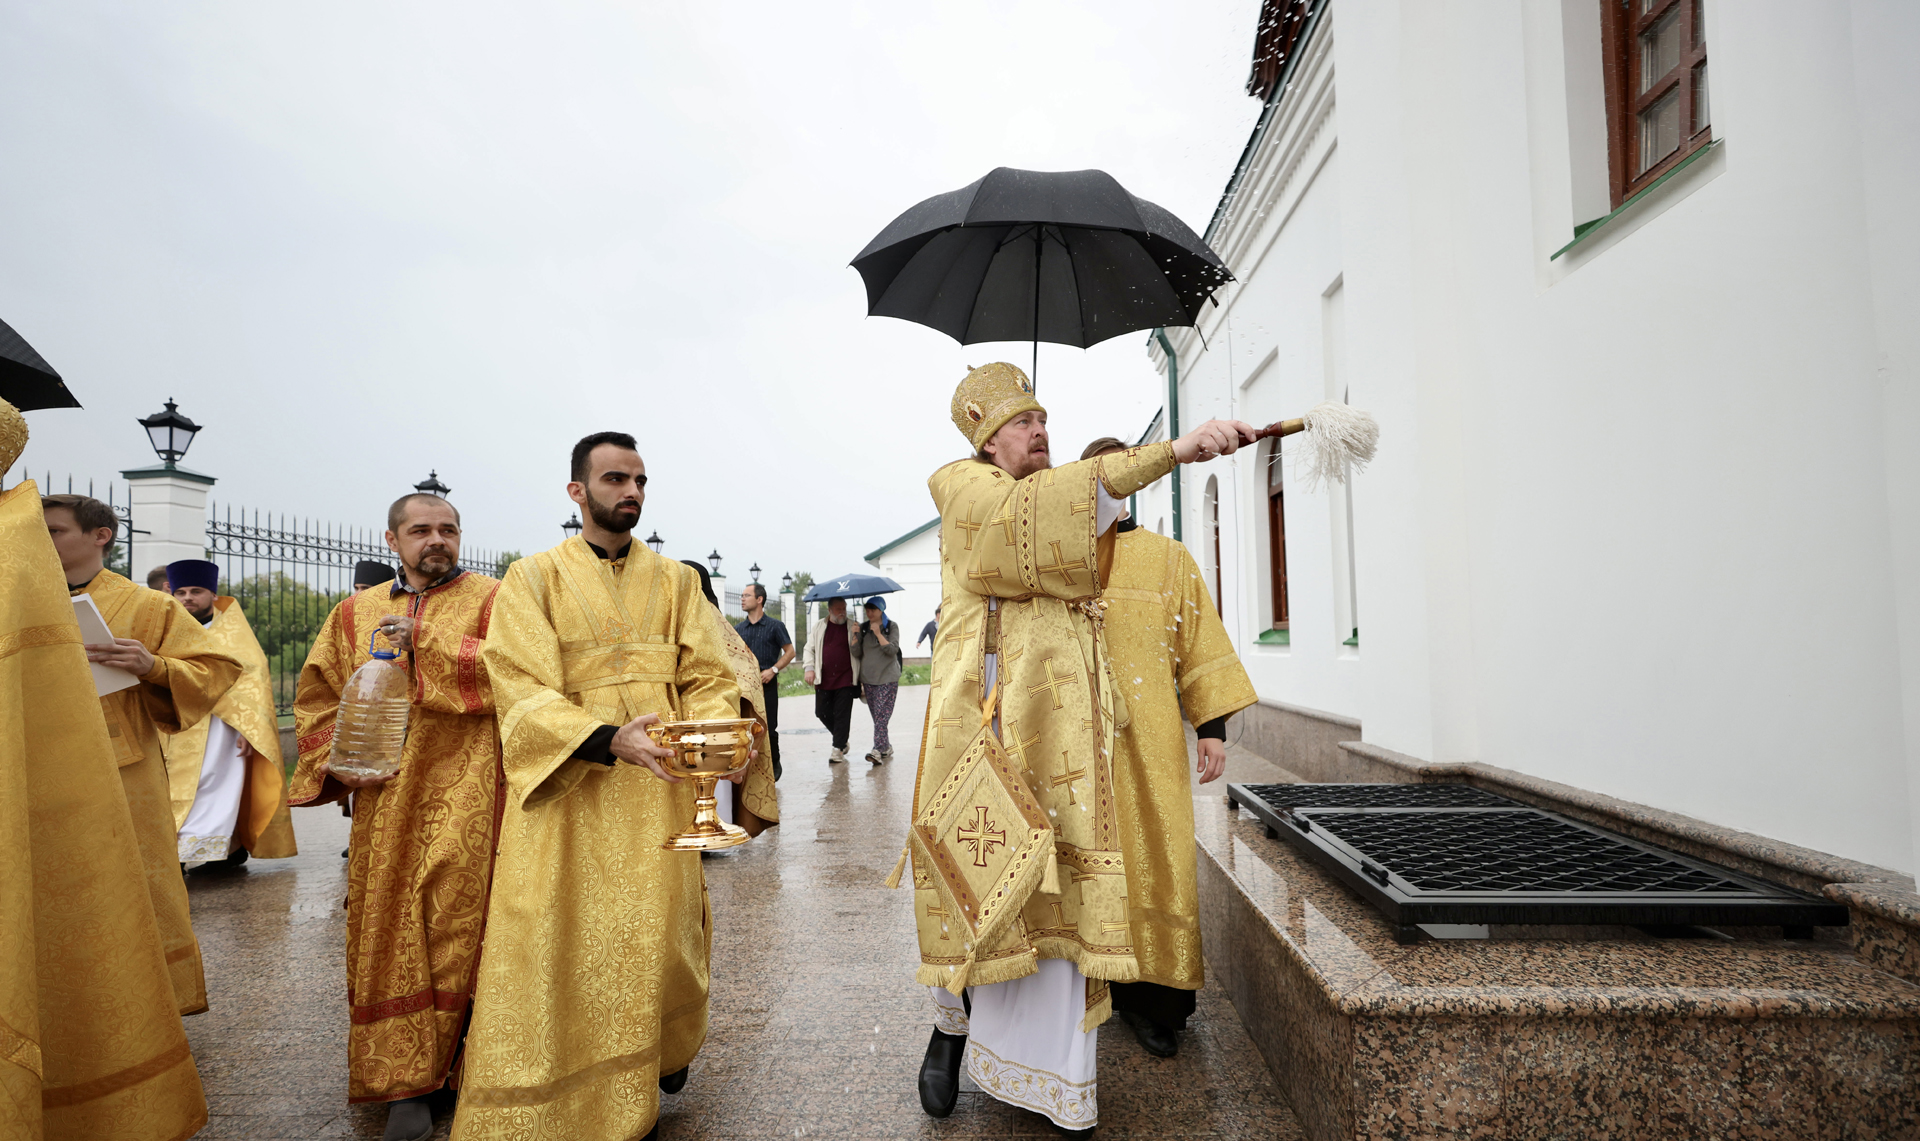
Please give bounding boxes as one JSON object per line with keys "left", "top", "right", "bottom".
{"left": 646, "top": 717, "right": 758, "bottom": 851}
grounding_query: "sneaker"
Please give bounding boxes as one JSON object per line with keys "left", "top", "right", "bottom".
{"left": 829, "top": 747, "right": 847, "bottom": 764}
{"left": 865, "top": 749, "right": 884, "bottom": 765}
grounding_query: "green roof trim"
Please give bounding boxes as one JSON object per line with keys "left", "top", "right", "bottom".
{"left": 864, "top": 516, "right": 940, "bottom": 566}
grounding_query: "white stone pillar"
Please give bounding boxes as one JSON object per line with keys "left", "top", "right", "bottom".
{"left": 120, "top": 463, "right": 214, "bottom": 581}
{"left": 779, "top": 589, "right": 797, "bottom": 628}
{"left": 710, "top": 572, "right": 728, "bottom": 616}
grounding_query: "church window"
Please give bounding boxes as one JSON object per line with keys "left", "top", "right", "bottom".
{"left": 1203, "top": 475, "right": 1223, "bottom": 616}
{"left": 1601, "top": 0, "right": 1710, "bottom": 207}
{"left": 1266, "top": 440, "right": 1289, "bottom": 633}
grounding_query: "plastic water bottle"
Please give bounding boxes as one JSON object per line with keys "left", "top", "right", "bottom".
{"left": 329, "top": 640, "right": 410, "bottom": 781}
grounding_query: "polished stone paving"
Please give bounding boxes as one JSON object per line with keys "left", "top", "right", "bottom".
{"left": 183, "top": 687, "right": 1303, "bottom": 1139}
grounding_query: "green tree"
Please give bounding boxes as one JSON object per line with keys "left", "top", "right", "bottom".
{"left": 227, "top": 571, "right": 348, "bottom": 712}
{"left": 494, "top": 550, "right": 522, "bottom": 578}
{"left": 786, "top": 571, "right": 813, "bottom": 647}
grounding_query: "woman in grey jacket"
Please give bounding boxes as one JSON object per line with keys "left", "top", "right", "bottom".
{"left": 850, "top": 595, "right": 905, "bottom": 764}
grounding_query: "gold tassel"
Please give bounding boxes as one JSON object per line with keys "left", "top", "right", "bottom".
{"left": 1041, "top": 849, "right": 1061, "bottom": 895}
{"left": 947, "top": 958, "right": 973, "bottom": 996}
{"left": 883, "top": 842, "right": 910, "bottom": 889}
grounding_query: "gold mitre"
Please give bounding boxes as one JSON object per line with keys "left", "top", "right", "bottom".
{"left": 0, "top": 399, "right": 25, "bottom": 472}
{"left": 951, "top": 362, "right": 1044, "bottom": 451}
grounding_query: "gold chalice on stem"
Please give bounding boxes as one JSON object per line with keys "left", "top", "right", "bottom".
{"left": 646, "top": 717, "right": 759, "bottom": 851}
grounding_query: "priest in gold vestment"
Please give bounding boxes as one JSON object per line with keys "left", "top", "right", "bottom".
{"left": 1081, "top": 436, "right": 1256, "bottom": 1059}
{"left": 3, "top": 405, "right": 207, "bottom": 1141}
{"left": 289, "top": 493, "right": 501, "bottom": 1141}
{"left": 45, "top": 493, "right": 241, "bottom": 1018}
{"left": 906, "top": 364, "right": 1253, "bottom": 1134}
{"left": 454, "top": 432, "right": 741, "bottom": 1141}
{"left": 158, "top": 559, "right": 297, "bottom": 867}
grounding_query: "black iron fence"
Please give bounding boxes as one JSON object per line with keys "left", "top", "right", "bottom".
{"left": 14, "top": 469, "right": 142, "bottom": 575}
{"left": 205, "top": 502, "right": 505, "bottom": 715}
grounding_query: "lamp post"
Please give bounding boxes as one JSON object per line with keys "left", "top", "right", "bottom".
{"left": 561, "top": 513, "right": 583, "bottom": 538}
{"left": 749, "top": 562, "right": 762, "bottom": 583}
{"left": 706, "top": 550, "right": 726, "bottom": 614}
{"left": 707, "top": 550, "right": 723, "bottom": 575}
{"left": 645, "top": 530, "right": 664, "bottom": 554}
{"left": 779, "top": 572, "right": 798, "bottom": 631}
{"left": 137, "top": 399, "right": 201, "bottom": 469}
{"left": 414, "top": 470, "right": 451, "bottom": 497}
{"left": 124, "top": 398, "right": 213, "bottom": 577}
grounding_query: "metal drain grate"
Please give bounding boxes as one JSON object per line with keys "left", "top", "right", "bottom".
{"left": 1237, "top": 782, "right": 1518, "bottom": 809}
{"left": 1225, "top": 783, "right": 1849, "bottom": 942}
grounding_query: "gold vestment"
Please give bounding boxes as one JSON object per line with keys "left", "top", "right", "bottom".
{"left": 288, "top": 570, "right": 502, "bottom": 1103}
{"left": 1, "top": 481, "right": 207, "bottom": 1141}
{"left": 453, "top": 538, "right": 739, "bottom": 1141}
{"left": 159, "top": 595, "right": 297, "bottom": 861}
{"left": 72, "top": 569, "right": 241, "bottom": 1017}
{"left": 1105, "top": 527, "right": 1256, "bottom": 990}
{"left": 715, "top": 610, "right": 779, "bottom": 835}
{"left": 909, "top": 443, "right": 1177, "bottom": 999}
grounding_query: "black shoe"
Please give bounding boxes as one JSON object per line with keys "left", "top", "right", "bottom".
{"left": 382, "top": 1094, "right": 434, "bottom": 1141}
{"left": 641, "top": 1125, "right": 658, "bottom": 1141}
{"left": 1054, "top": 1128, "right": 1095, "bottom": 1139}
{"left": 659, "top": 1065, "right": 688, "bottom": 1094}
{"left": 918, "top": 1028, "right": 965, "bottom": 1118}
{"left": 341, "top": 848, "right": 350, "bottom": 859}
{"left": 1119, "top": 1010, "right": 1177, "bottom": 1058}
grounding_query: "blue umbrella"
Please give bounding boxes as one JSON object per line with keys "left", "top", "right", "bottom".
{"left": 803, "top": 573, "right": 904, "bottom": 604}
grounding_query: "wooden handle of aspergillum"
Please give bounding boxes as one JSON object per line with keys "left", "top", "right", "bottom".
{"left": 1251, "top": 418, "right": 1307, "bottom": 441}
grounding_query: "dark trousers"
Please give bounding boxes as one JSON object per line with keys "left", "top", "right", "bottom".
{"left": 1111, "top": 980, "right": 1197, "bottom": 1032}
{"left": 762, "top": 680, "right": 782, "bottom": 780}
{"left": 814, "top": 685, "right": 859, "bottom": 751}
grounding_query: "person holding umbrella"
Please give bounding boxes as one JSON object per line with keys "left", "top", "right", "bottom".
{"left": 851, "top": 595, "right": 904, "bottom": 764}
{"left": 801, "top": 597, "right": 860, "bottom": 763}
{"left": 900, "top": 362, "right": 1255, "bottom": 1136}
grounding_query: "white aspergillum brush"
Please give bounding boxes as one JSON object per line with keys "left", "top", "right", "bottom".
{"left": 1253, "top": 401, "right": 1380, "bottom": 489}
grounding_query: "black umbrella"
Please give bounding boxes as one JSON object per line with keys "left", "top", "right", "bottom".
{"left": 851, "top": 167, "right": 1232, "bottom": 375}
{"left": 0, "top": 316, "right": 79, "bottom": 410}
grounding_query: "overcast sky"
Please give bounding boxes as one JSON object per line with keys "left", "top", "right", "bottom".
{"left": 2, "top": 1, "right": 1264, "bottom": 585}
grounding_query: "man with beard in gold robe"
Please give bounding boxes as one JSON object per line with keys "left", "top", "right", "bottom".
{"left": 1079, "top": 437, "right": 1257, "bottom": 1059}
{"left": 2, "top": 405, "right": 207, "bottom": 1141}
{"left": 46, "top": 493, "right": 240, "bottom": 1018}
{"left": 906, "top": 364, "right": 1252, "bottom": 1135}
{"left": 290, "top": 493, "right": 501, "bottom": 1141}
{"left": 159, "top": 558, "right": 297, "bottom": 870}
{"left": 453, "top": 431, "right": 741, "bottom": 1141}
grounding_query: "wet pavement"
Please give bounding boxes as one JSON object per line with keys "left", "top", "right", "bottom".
{"left": 182, "top": 686, "right": 1303, "bottom": 1139}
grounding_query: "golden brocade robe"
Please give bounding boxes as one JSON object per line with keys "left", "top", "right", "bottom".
{"left": 72, "top": 569, "right": 241, "bottom": 1017}
{"left": 909, "top": 442, "right": 1177, "bottom": 998}
{"left": 159, "top": 596, "right": 297, "bottom": 861}
{"left": 1, "top": 482, "right": 207, "bottom": 1141}
{"left": 288, "top": 571, "right": 503, "bottom": 1104}
{"left": 1105, "top": 527, "right": 1256, "bottom": 991}
{"left": 715, "top": 611, "right": 779, "bottom": 835}
{"left": 453, "top": 538, "right": 739, "bottom": 1141}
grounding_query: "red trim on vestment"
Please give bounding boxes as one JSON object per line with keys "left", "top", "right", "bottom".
{"left": 349, "top": 987, "right": 470, "bottom": 1025}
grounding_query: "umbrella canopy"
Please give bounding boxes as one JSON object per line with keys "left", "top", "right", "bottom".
{"left": 851, "top": 167, "right": 1232, "bottom": 352}
{"left": 0, "top": 316, "right": 79, "bottom": 411}
{"left": 803, "top": 573, "right": 904, "bottom": 604}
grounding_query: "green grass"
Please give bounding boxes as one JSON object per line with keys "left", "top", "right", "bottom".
{"left": 777, "top": 662, "right": 929, "bottom": 697}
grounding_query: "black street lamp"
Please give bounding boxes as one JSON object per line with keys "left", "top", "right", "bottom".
{"left": 780, "top": 571, "right": 793, "bottom": 592}
{"left": 414, "top": 470, "right": 451, "bottom": 497}
{"left": 645, "top": 530, "right": 664, "bottom": 554}
{"left": 707, "top": 550, "right": 723, "bottom": 576}
{"left": 138, "top": 399, "right": 201, "bottom": 467}
{"left": 561, "top": 513, "right": 583, "bottom": 538}
{"left": 749, "top": 562, "right": 762, "bottom": 583}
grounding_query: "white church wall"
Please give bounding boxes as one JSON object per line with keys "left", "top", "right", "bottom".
{"left": 866, "top": 522, "right": 942, "bottom": 654}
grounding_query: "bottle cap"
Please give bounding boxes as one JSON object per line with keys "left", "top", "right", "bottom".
{"left": 372, "top": 649, "right": 399, "bottom": 660}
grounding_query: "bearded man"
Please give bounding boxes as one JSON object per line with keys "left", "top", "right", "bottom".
{"left": 905, "top": 363, "right": 1252, "bottom": 1136}
{"left": 159, "top": 558, "right": 298, "bottom": 870}
{"left": 290, "top": 493, "right": 502, "bottom": 1141}
{"left": 1078, "top": 436, "right": 1256, "bottom": 1058}
{"left": 453, "top": 431, "right": 741, "bottom": 1141}
{"left": 47, "top": 493, "right": 241, "bottom": 1016}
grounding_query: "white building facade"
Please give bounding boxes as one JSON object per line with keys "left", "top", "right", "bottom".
{"left": 863, "top": 518, "right": 942, "bottom": 656}
{"left": 1148, "top": 0, "right": 1920, "bottom": 874}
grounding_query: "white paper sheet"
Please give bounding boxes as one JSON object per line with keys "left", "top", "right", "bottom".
{"left": 72, "top": 595, "right": 140, "bottom": 696}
